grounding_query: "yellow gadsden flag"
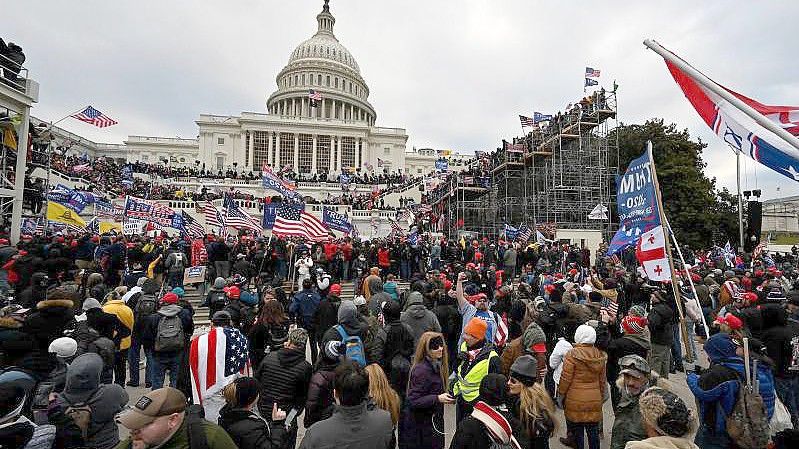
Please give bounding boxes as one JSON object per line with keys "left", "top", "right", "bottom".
{"left": 99, "top": 221, "right": 122, "bottom": 234}
{"left": 47, "top": 201, "right": 86, "bottom": 228}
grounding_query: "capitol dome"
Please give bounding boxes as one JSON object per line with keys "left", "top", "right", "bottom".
{"left": 266, "top": 0, "right": 376, "bottom": 125}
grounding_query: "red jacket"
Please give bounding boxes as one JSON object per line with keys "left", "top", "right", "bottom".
{"left": 323, "top": 242, "right": 337, "bottom": 262}
{"left": 377, "top": 248, "right": 390, "bottom": 267}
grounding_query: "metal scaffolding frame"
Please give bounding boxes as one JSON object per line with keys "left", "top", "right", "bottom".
{"left": 437, "top": 90, "right": 618, "bottom": 239}
{"left": 0, "top": 53, "right": 38, "bottom": 244}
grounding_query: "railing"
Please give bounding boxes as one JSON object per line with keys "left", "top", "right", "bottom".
{"left": 0, "top": 51, "right": 28, "bottom": 94}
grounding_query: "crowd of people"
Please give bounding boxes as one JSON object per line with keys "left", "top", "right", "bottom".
{"left": 0, "top": 228, "right": 797, "bottom": 449}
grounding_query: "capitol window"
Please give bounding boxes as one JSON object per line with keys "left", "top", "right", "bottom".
{"left": 326, "top": 76, "right": 330, "bottom": 87}
{"left": 318, "top": 74, "right": 322, "bottom": 85}
{"left": 217, "top": 137, "right": 225, "bottom": 145}
{"left": 302, "top": 74, "right": 306, "bottom": 85}
{"left": 334, "top": 78, "right": 338, "bottom": 89}
{"left": 294, "top": 75, "right": 298, "bottom": 85}
{"left": 384, "top": 147, "right": 390, "bottom": 155}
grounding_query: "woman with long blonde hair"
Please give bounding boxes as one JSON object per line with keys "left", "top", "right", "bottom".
{"left": 400, "top": 332, "right": 453, "bottom": 449}
{"left": 365, "top": 364, "right": 401, "bottom": 448}
{"left": 507, "top": 354, "right": 557, "bottom": 449}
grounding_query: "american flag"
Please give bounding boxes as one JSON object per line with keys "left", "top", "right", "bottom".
{"left": 308, "top": 89, "right": 322, "bottom": 101}
{"left": 70, "top": 106, "right": 118, "bottom": 128}
{"left": 273, "top": 204, "right": 329, "bottom": 242}
{"left": 517, "top": 224, "right": 532, "bottom": 243}
{"left": 223, "top": 195, "right": 263, "bottom": 234}
{"left": 494, "top": 313, "right": 509, "bottom": 348}
{"left": 389, "top": 218, "right": 405, "bottom": 236}
{"left": 181, "top": 211, "right": 206, "bottom": 239}
{"left": 203, "top": 201, "right": 225, "bottom": 229}
{"left": 601, "top": 297, "right": 619, "bottom": 322}
{"left": 585, "top": 67, "right": 601, "bottom": 78}
{"left": 519, "top": 115, "right": 535, "bottom": 128}
{"left": 189, "top": 326, "right": 252, "bottom": 405}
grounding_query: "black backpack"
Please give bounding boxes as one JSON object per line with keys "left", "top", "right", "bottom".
{"left": 208, "top": 291, "right": 228, "bottom": 308}
{"left": 135, "top": 294, "right": 158, "bottom": 318}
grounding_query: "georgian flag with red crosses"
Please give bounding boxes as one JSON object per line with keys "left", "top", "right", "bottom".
{"left": 636, "top": 225, "right": 672, "bottom": 282}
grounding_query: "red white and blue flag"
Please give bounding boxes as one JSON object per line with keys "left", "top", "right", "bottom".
{"left": 189, "top": 326, "right": 252, "bottom": 405}
{"left": 661, "top": 53, "right": 799, "bottom": 182}
{"left": 635, "top": 225, "right": 671, "bottom": 282}
{"left": 272, "top": 203, "right": 329, "bottom": 242}
{"left": 70, "top": 106, "right": 118, "bottom": 128}
{"left": 585, "top": 67, "right": 601, "bottom": 78}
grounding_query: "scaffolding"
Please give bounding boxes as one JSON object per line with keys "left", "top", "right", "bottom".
{"left": 435, "top": 89, "right": 618, "bottom": 239}
{"left": 0, "top": 52, "right": 38, "bottom": 243}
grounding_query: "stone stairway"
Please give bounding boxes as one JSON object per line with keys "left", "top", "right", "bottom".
{"left": 187, "top": 280, "right": 410, "bottom": 326}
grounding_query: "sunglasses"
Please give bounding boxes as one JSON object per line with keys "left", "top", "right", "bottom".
{"left": 428, "top": 336, "right": 444, "bottom": 351}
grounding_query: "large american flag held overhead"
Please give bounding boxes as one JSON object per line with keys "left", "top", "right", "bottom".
{"left": 223, "top": 195, "right": 263, "bottom": 233}
{"left": 189, "top": 326, "right": 252, "bottom": 405}
{"left": 203, "top": 201, "right": 225, "bottom": 229}
{"left": 181, "top": 210, "right": 206, "bottom": 239}
{"left": 272, "top": 203, "right": 329, "bottom": 242}
{"left": 70, "top": 106, "right": 118, "bottom": 128}
{"left": 519, "top": 115, "right": 535, "bottom": 128}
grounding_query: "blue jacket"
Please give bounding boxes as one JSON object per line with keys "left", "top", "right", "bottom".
{"left": 290, "top": 289, "right": 321, "bottom": 328}
{"left": 688, "top": 357, "right": 776, "bottom": 434}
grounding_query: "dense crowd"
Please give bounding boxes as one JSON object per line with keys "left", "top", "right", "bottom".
{"left": 1, "top": 229, "right": 798, "bottom": 449}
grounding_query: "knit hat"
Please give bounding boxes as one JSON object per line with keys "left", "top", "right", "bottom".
{"left": 382, "top": 300, "right": 402, "bottom": 322}
{"left": 464, "top": 317, "right": 488, "bottom": 340}
{"left": 64, "top": 353, "right": 103, "bottom": 402}
{"left": 478, "top": 373, "right": 507, "bottom": 406}
{"left": 213, "top": 277, "right": 225, "bottom": 289}
{"left": 522, "top": 323, "right": 547, "bottom": 352}
{"left": 628, "top": 304, "right": 647, "bottom": 317}
{"left": 588, "top": 291, "right": 603, "bottom": 303}
{"left": 329, "top": 284, "right": 342, "bottom": 296}
{"left": 509, "top": 355, "right": 538, "bottom": 386}
{"left": 171, "top": 287, "right": 185, "bottom": 298}
{"left": 161, "top": 292, "right": 179, "bottom": 305}
{"left": 638, "top": 387, "right": 696, "bottom": 438}
{"left": 82, "top": 298, "right": 102, "bottom": 311}
{"left": 353, "top": 295, "right": 367, "bottom": 307}
{"left": 141, "top": 279, "right": 160, "bottom": 295}
{"left": 211, "top": 310, "right": 232, "bottom": 324}
{"left": 704, "top": 333, "right": 738, "bottom": 362}
{"left": 49, "top": 337, "right": 78, "bottom": 358}
{"left": 724, "top": 270, "right": 736, "bottom": 279}
{"left": 574, "top": 324, "right": 597, "bottom": 345}
{"left": 324, "top": 340, "right": 344, "bottom": 361}
{"left": 715, "top": 313, "right": 743, "bottom": 331}
{"left": 621, "top": 315, "right": 648, "bottom": 335}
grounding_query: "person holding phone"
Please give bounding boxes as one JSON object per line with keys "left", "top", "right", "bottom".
{"left": 402, "top": 331, "right": 454, "bottom": 449}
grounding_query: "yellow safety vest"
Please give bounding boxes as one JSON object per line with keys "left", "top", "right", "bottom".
{"left": 452, "top": 342, "right": 498, "bottom": 403}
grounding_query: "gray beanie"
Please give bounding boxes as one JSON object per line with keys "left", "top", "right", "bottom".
{"left": 49, "top": 337, "right": 78, "bottom": 358}
{"left": 64, "top": 353, "right": 103, "bottom": 402}
{"left": 82, "top": 298, "right": 102, "bottom": 311}
{"left": 213, "top": 277, "right": 225, "bottom": 289}
{"left": 509, "top": 354, "right": 538, "bottom": 386}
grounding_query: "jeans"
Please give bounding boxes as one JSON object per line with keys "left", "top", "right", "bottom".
{"left": 400, "top": 260, "right": 410, "bottom": 280}
{"left": 275, "top": 260, "right": 287, "bottom": 280}
{"left": 342, "top": 260, "right": 350, "bottom": 281}
{"left": 694, "top": 424, "right": 731, "bottom": 449}
{"left": 566, "top": 421, "right": 599, "bottom": 449}
{"left": 114, "top": 349, "right": 128, "bottom": 386}
{"left": 151, "top": 352, "right": 181, "bottom": 389}
{"left": 167, "top": 271, "right": 184, "bottom": 289}
{"left": 670, "top": 325, "right": 683, "bottom": 368}
{"left": 128, "top": 335, "right": 151, "bottom": 385}
{"left": 775, "top": 376, "right": 799, "bottom": 428}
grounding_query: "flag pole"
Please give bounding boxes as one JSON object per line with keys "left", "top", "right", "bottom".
{"left": 665, "top": 216, "right": 711, "bottom": 339}
{"left": 734, "top": 146, "right": 745, "bottom": 252}
{"left": 646, "top": 140, "right": 695, "bottom": 362}
{"left": 643, "top": 39, "right": 799, "bottom": 154}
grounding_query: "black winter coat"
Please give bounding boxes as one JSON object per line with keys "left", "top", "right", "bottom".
{"left": 256, "top": 347, "right": 312, "bottom": 418}
{"left": 85, "top": 309, "right": 130, "bottom": 347}
{"left": 647, "top": 302, "right": 675, "bottom": 346}
{"left": 247, "top": 321, "right": 290, "bottom": 368}
{"left": 761, "top": 305, "right": 799, "bottom": 378}
{"left": 304, "top": 363, "right": 337, "bottom": 428}
{"left": 449, "top": 406, "right": 522, "bottom": 449}
{"left": 217, "top": 406, "right": 286, "bottom": 449}
{"left": 313, "top": 296, "right": 340, "bottom": 340}
{"left": 606, "top": 335, "right": 650, "bottom": 383}
{"left": 22, "top": 299, "right": 75, "bottom": 378}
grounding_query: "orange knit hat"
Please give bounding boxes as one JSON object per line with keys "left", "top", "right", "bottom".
{"left": 464, "top": 317, "right": 488, "bottom": 340}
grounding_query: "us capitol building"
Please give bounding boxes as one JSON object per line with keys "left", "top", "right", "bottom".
{"left": 38, "top": 1, "right": 467, "bottom": 177}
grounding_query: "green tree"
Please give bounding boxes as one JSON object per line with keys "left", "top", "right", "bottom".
{"left": 611, "top": 119, "right": 738, "bottom": 249}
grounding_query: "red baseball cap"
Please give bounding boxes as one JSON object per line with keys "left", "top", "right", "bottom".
{"left": 329, "top": 284, "right": 342, "bottom": 296}
{"left": 161, "top": 293, "right": 179, "bottom": 304}
{"left": 715, "top": 314, "right": 743, "bottom": 331}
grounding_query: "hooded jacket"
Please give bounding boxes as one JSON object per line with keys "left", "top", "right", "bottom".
{"left": 101, "top": 299, "right": 134, "bottom": 350}
{"left": 322, "top": 300, "right": 369, "bottom": 346}
{"left": 299, "top": 401, "right": 393, "bottom": 449}
{"left": 557, "top": 341, "right": 608, "bottom": 423}
{"left": 400, "top": 292, "right": 441, "bottom": 345}
{"left": 304, "top": 356, "right": 339, "bottom": 428}
{"left": 760, "top": 304, "right": 798, "bottom": 378}
{"left": 256, "top": 347, "right": 312, "bottom": 418}
{"left": 51, "top": 353, "right": 128, "bottom": 449}
{"left": 140, "top": 304, "right": 193, "bottom": 353}
{"left": 217, "top": 406, "right": 287, "bottom": 449}
{"left": 313, "top": 294, "right": 340, "bottom": 341}
{"left": 624, "top": 436, "right": 700, "bottom": 449}
{"left": 606, "top": 332, "right": 650, "bottom": 384}
{"left": 647, "top": 302, "right": 675, "bottom": 346}
{"left": 23, "top": 298, "right": 75, "bottom": 377}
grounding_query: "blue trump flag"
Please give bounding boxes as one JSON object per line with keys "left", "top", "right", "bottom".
{"left": 607, "top": 150, "right": 661, "bottom": 255}
{"left": 322, "top": 207, "right": 352, "bottom": 233}
{"left": 263, "top": 203, "right": 278, "bottom": 229}
{"left": 504, "top": 223, "right": 519, "bottom": 241}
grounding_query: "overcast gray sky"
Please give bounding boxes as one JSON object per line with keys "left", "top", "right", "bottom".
{"left": 7, "top": 1, "right": 799, "bottom": 199}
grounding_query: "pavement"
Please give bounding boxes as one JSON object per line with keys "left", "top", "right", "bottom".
{"left": 121, "top": 343, "right": 705, "bottom": 448}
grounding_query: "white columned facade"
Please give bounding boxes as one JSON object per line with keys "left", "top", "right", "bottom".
{"left": 311, "top": 134, "right": 318, "bottom": 172}
{"left": 336, "top": 136, "right": 342, "bottom": 172}
{"left": 293, "top": 133, "right": 299, "bottom": 172}
{"left": 247, "top": 131, "right": 253, "bottom": 168}
{"left": 267, "top": 130, "right": 273, "bottom": 166}
{"left": 275, "top": 132, "right": 281, "bottom": 166}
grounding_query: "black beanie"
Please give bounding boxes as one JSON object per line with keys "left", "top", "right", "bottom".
{"left": 478, "top": 373, "right": 508, "bottom": 406}
{"left": 382, "top": 300, "right": 402, "bottom": 322}
{"left": 234, "top": 377, "right": 260, "bottom": 408}
{"left": 589, "top": 291, "right": 603, "bottom": 303}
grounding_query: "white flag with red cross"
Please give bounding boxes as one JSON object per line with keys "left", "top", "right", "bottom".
{"left": 636, "top": 225, "right": 671, "bottom": 281}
